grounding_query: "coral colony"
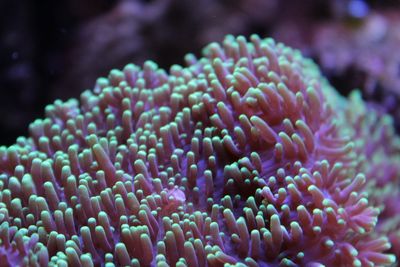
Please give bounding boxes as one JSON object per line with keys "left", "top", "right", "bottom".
{"left": 0, "top": 35, "right": 398, "bottom": 266}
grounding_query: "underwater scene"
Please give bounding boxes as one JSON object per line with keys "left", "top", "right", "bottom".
{"left": 0, "top": 1, "right": 399, "bottom": 266}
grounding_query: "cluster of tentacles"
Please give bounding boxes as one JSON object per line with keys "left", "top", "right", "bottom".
{"left": 0, "top": 35, "right": 396, "bottom": 266}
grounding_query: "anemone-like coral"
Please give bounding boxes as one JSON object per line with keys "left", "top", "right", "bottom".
{"left": 274, "top": 10, "right": 400, "bottom": 133}
{"left": 0, "top": 35, "right": 397, "bottom": 266}
{"left": 338, "top": 91, "right": 400, "bottom": 260}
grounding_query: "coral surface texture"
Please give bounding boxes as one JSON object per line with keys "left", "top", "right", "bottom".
{"left": 0, "top": 35, "right": 398, "bottom": 266}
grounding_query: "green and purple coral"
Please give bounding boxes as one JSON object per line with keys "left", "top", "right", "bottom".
{"left": 0, "top": 35, "right": 397, "bottom": 266}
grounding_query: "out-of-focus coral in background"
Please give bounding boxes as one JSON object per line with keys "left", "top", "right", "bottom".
{"left": 2, "top": 0, "right": 400, "bottom": 145}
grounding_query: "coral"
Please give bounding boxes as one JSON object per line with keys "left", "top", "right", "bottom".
{"left": 274, "top": 10, "right": 400, "bottom": 133}
{"left": 339, "top": 91, "right": 400, "bottom": 260}
{"left": 0, "top": 35, "right": 396, "bottom": 266}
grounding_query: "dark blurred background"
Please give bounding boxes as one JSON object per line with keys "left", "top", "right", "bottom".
{"left": 1, "top": 0, "right": 400, "bottom": 146}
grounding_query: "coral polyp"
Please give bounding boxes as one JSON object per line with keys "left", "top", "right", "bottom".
{"left": 0, "top": 35, "right": 396, "bottom": 266}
